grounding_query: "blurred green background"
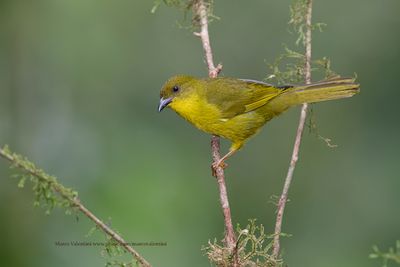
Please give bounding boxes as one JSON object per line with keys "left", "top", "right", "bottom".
{"left": 0, "top": 0, "right": 399, "bottom": 266}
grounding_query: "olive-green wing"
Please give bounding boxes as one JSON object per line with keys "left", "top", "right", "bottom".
{"left": 204, "top": 78, "right": 284, "bottom": 118}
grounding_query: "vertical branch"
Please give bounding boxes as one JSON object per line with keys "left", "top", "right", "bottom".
{"left": 193, "top": 0, "right": 236, "bottom": 252}
{"left": 272, "top": 0, "right": 313, "bottom": 259}
{"left": 304, "top": 0, "right": 313, "bottom": 84}
{"left": 211, "top": 136, "right": 236, "bottom": 249}
{"left": 193, "top": 0, "right": 222, "bottom": 78}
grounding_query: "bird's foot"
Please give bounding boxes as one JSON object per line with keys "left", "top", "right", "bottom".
{"left": 211, "top": 160, "right": 228, "bottom": 177}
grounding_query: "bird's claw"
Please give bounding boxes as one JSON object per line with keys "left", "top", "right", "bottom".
{"left": 211, "top": 160, "right": 228, "bottom": 177}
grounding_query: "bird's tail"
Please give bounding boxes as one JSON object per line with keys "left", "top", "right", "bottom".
{"left": 271, "top": 77, "right": 360, "bottom": 108}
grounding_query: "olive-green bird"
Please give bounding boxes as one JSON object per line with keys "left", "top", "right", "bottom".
{"left": 158, "top": 75, "right": 359, "bottom": 171}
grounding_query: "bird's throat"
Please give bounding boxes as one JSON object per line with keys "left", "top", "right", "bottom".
{"left": 169, "top": 94, "right": 221, "bottom": 134}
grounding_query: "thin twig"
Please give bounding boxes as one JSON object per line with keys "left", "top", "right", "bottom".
{"left": 193, "top": 0, "right": 236, "bottom": 256}
{"left": 211, "top": 136, "right": 236, "bottom": 249}
{"left": 0, "top": 147, "right": 152, "bottom": 267}
{"left": 272, "top": 0, "right": 313, "bottom": 259}
{"left": 193, "top": 0, "right": 222, "bottom": 78}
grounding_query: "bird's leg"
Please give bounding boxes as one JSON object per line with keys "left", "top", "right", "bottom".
{"left": 211, "top": 147, "right": 239, "bottom": 177}
{"left": 215, "top": 150, "right": 236, "bottom": 168}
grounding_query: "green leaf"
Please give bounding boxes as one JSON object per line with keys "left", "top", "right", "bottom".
{"left": 18, "top": 176, "right": 27, "bottom": 188}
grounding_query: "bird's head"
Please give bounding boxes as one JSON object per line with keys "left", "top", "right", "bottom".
{"left": 158, "top": 75, "right": 196, "bottom": 112}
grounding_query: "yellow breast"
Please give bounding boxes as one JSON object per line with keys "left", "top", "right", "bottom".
{"left": 169, "top": 93, "right": 222, "bottom": 134}
{"left": 168, "top": 94, "right": 265, "bottom": 145}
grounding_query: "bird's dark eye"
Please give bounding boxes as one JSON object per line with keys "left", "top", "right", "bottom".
{"left": 172, "top": 85, "right": 179, "bottom": 92}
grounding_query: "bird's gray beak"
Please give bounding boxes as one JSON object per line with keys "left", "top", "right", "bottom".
{"left": 158, "top": 97, "right": 172, "bottom": 112}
